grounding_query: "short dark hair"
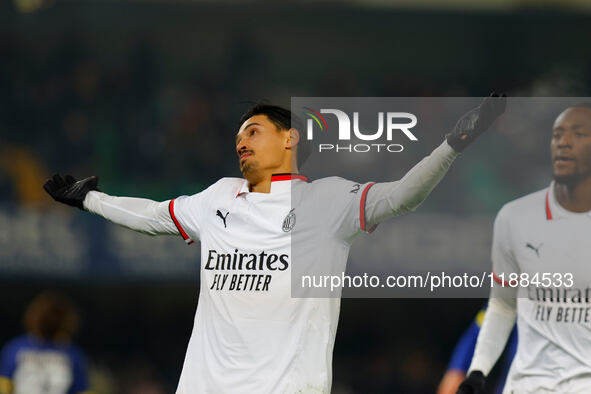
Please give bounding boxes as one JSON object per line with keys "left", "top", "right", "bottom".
{"left": 239, "top": 103, "right": 311, "bottom": 167}
{"left": 24, "top": 291, "right": 79, "bottom": 341}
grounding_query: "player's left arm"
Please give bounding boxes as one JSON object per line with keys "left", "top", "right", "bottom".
{"left": 364, "top": 93, "right": 506, "bottom": 227}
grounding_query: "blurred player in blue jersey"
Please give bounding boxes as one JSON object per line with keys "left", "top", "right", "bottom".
{"left": 437, "top": 307, "right": 517, "bottom": 394}
{"left": 0, "top": 292, "right": 90, "bottom": 394}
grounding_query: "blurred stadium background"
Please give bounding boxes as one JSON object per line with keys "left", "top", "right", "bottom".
{"left": 1, "top": 0, "right": 591, "bottom": 392}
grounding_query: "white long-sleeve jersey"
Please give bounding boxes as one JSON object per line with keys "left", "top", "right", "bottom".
{"left": 469, "top": 183, "right": 591, "bottom": 393}
{"left": 83, "top": 141, "right": 458, "bottom": 394}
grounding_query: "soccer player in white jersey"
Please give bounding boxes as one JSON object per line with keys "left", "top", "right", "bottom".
{"left": 458, "top": 104, "right": 591, "bottom": 394}
{"left": 44, "top": 96, "right": 505, "bottom": 394}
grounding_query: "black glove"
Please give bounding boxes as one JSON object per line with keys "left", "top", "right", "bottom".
{"left": 43, "top": 173, "right": 99, "bottom": 210}
{"left": 446, "top": 92, "right": 507, "bottom": 152}
{"left": 456, "top": 370, "right": 486, "bottom": 394}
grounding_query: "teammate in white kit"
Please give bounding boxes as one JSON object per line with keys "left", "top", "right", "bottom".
{"left": 44, "top": 96, "right": 505, "bottom": 394}
{"left": 458, "top": 104, "right": 591, "bottom": 394}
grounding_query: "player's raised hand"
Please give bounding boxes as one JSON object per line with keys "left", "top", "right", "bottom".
{"left": 43, "top": 173, "right": 99, "bottom": 210}
{"left": 456, "top": 370, "right": 486, "bottom": 394}
{"left": 446, "top": 92, "right": 507, "bottom": 152}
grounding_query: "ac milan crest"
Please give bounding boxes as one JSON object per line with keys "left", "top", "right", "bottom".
{"left": 282, "top": 208, "right": 296, "bottom": 232}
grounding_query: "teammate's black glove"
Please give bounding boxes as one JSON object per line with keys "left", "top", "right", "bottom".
{"left": 43, "top": 173, "right": 99, "bottom": 210}
{"left": 446, "top": 92, "right": 507, "bottom": 152}
{"left": 456, "top": 370, "right": 486, "bottom": 394}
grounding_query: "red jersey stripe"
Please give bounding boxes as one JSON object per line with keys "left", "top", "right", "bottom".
{"left": 492, "top": 271, "right": 517, "bottom": 287}
{"left": 360, "top": 182, "right": 376, "bottom": 233}
{"left": 169, "top": 199, "right": 194, "bottom": 245}
{"left": 545, "top": 190, "right": 552, "bottom": 220}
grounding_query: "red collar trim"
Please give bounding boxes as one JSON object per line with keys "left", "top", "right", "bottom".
{"left": 235, "top": 174, "right": 309, "bottom": 197}
{"left": 271, "top": 173, "right": 309, "bottom": 182}
{"left": 545, "top": 190, "right": 553, "bottom": 221}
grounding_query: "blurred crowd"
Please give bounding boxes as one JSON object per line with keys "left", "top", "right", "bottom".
{"left": 2, "top": 288, "right": 478, "bottom": 394}
{"left": 0, "top": 35, "right": 234, "bottom": 204}
{"left": 2, "top": 4, "right": 591, "bottom": 209}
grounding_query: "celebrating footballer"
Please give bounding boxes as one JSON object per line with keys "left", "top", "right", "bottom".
{"left": 44, "top": 95, "right": 506, "bottom": 393}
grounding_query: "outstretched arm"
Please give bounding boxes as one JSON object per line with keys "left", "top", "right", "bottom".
{"left": 364, "top": 93, "right": 506, "bottom": 226}
{"left": 44, "top": 174, "right": 178, "bottom": 236}
{"left": 83, "top": 191, "right": 178, "bottom": 235}
{"left": 364, "top": 140, "right": 457, "bottom": 225}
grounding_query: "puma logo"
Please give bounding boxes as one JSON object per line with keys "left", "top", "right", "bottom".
{"left": 526, "top": 242, "right": 543, "bottom": 257}
{"left": 216, "top": 210, "right": 229, "bottom": 228}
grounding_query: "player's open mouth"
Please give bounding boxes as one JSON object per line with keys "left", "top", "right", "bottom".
{"left": 554, "top": 156, "right": 574, "bottom": 164}
{"left": 239, "top": 152, "right": 253, "bottom": 161}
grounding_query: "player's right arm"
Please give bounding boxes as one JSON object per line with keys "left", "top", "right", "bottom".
{"left": 83, "top": 191, "right": 178, "bottom": 235}
{"left": 43, "top": 174, "right": 179, "bottom": 236}
{"left": 456, "top": 298, "right": 516, "bottom": 394}
{"left": 457, "top": 206, "right": 519, "bottom": 394}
